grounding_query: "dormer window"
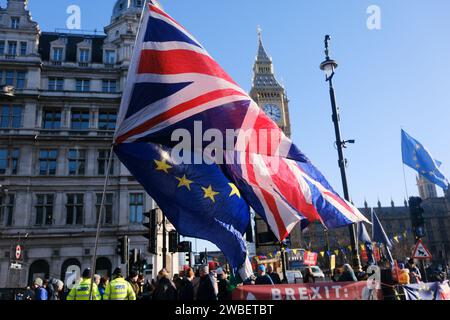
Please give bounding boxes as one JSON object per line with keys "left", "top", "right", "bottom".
{"left": 11, "top": 17, "right": 20, "bottom": 29}
{"left": 104, "top": 50, "right": 116, "bottom": 64}
{"left": 79, "top": 49, "right": 90, "bottom": 63}
{"left": 52, "top": 47, "right": 64, "bottom": 62}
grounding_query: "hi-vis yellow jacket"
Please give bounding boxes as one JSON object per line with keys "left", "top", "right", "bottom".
{"left": 66, "top": 278, "right": 100, "bottom": 301}
{"left": 104, "top": 277, "right": 136, "bottom": 300}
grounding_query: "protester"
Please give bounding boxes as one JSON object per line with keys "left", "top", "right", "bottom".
{"left": 98, "top": 276, "right": 109, "bottom": 300}
{"left": 303, "top": 267, "right": 316, "bottom": 284}
{"left": 67, "top": 269, "right": 100, "bottom": 300}
{"left": 406, "top": 258, "right": 422, "bottom": 284}
{"left": 266, "top": 265, "right": 282, "bottom": 285}
{"left": 217, "top": 268, "right": 231, "bottom": 301}
{"left": 127, "top": 270, "right": 140, "bottom": 297}
{"left": 94, "top": 274, "right": 101, "bottom": 287}
{"left": 46, "top": 278, "right": 64, "bottom": 300}
{"left": 173, "top": 273, "right": 182, "bottom": 291}
{"left": 332, "top": 268, "right": 342, "bottom": 282}
{"left": 152, "top": 269, "right": 177, "bottom": 301}
{"left": 178, "top": 268, "right": 195, "bottom": 301}
{"left": 398, "top": 263, "right": 410, "bottom": 285}
{"left": 105, "top": 268, "right": 136, "bottom": 300}
{"left": 255, "top": 265, "right": 274, "bottom": 285}
{"left": 338, "top": 264, "right": 358, "bottom": 282}
{"left": 197, "top": 265, "right": 218, "bottom": 301}
{"left": 33, "top": 278, "right": 48, "bottom": 301}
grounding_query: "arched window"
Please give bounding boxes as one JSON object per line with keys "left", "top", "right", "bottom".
{"left": 28, "top": 260, "right": 50, "bottom": 286}
{"left": 60, "top": 258, "right": 81, "bottom": 285}
{"left": 95, "top": 257, "right": 112, "bottom": 278}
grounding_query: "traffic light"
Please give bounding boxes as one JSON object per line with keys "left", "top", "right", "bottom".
{"left": 199, "top": 252, "right": 207, "bottom": 265}
{"left": 116, "top": 236, "right": 129, "bottom": 264}
{"left": 177, "top": 241, "right": 192, "bottom": 253}
{"left": 168, "top": 230, "right": 179, "bottom": 253}
{"left": 143, "top": 209, "right": 158, "bottom": 254}
{"left": 409, "top": 197, "right": 425, "bottom": 240}
{"left": 185, "top": 252, "right": 192, "bottom": 267}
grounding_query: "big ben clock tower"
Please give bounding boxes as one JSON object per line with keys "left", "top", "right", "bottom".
{"left": 249, "top": 30, "right": 301, "bottom": 257}
{"left": 250, "top": 30, "right": 292, "bottom": 137}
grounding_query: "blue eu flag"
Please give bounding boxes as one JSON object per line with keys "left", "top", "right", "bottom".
{"left": 114, "top": 142, "right": 250, "bottom": 271}
{"left": 402, "top": 129, "right": 449, "bottom": 190}
{"left": 372, "top": 209, "right": 394, "bottom": 266}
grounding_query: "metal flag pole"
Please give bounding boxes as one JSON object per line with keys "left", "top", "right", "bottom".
{"left": 89, "top": 145, "right": 114, "bottom": 300}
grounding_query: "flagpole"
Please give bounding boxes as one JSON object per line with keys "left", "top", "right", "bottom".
{"left": 402, "top": 163, "right": 410, "bottom": 200}
{"left": 89, "top": 145, "right": 114, "bottom": 300}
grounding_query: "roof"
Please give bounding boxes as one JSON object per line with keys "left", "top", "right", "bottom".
{"left": 39, "top": 32, "right": 107, "bottom": 63}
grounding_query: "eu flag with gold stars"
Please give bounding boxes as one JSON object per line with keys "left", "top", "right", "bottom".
{"left": 401, "top": 130, "right": 449, "bottom": 190}
{"left": 114, "top": 142, "right": 250, "bottom": 271}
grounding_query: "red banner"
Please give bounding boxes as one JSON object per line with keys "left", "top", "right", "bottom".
{"left": 360, "top": 247, "right": 381, "bottom": 262}
{"left": 303, "top": 251, "right": 318, "bottom": 266}
{"left": 232, "top": 282, "right": 382, "bottom": 300}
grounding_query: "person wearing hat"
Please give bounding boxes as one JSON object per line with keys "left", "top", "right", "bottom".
{"left": 255, "top": 265, "right": 274, "bottom": 285}
{"left": 33, "top": 277, "right": 48, "bottom": 301}
{"left": 104, "top": 267, "right": 136, "bottom": 300}
{"left": 216, "top": 268, "right": 231, "bottom": 301}
{"left": 126, "top": 270, "right": 140, "bottom": 297}
{"left": 66, "top": 269, "right": 100, "bottom": 301}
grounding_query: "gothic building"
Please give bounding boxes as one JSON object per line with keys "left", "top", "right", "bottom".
{"left": 0, "top": 0, "right": 178, "bottom": 288}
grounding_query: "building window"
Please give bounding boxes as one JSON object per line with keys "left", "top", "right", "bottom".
{"left": 68, "top": 149, "right": 86, "bottom": 176}
{"left": 20, "top": 42, "right": 27, "bottom": 56}
{"left": 79, "top": 49, "right": 90, "bottom": 63}
{"left": 75, "top": 79, "right": 90, "bottom": 92}
{"left": 0, "top": 148, "right": 19, "bottom": 175}
{"left": 98, "top": 110, "right": 117, "bottom": 131}
{"left": 0, "top": 70, "right": 27, "bottom": 89}
{"left": 0, "top": 41, "right": 5, "bottom": 55}
{"left": 42, "top": 109, "right": 61, "bottom": 130}
{"left": 52, "top": 47, "right": 64, "bottom": 61}
{"left": 48, "top": 78, "right": 64, "bottom": 91}
{"left": 8, "top": 41, "right": 17, "bottom": 56}
{"left": 104, "top": 50, "right": 116, "bottom": 64}
{"left": 39, "top": 149, "right": 58, "bottom": 176}
{"left": 66, "top": 194, "right": 84, "bottom": 225}
{"left": 96, "top": 193, "right": 113, "bottom": 225}
{"left": 71, "top": 109, "right": 90, "bottom": 130}
{"left": 0, "top": 105, "right": 22, "bottom": 128}
{"left": 0, "top": 194, "right": 15, "bottom": 226}
{"left": 102, "top": 80, "right": 117, "bottom": 93}
{"left": 97, "top": 149, "right": 114, "bottom": 175}
{"left": 35, "top": 194, "right": 54, "bottom": 226}
{"left": 129, "top": 193, "right": 144, "bottom": 224}
{"left": 11, "top": 17, "right": 20, "bottom": 29}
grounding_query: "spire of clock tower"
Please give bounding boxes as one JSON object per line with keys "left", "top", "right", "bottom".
{"left": 250, "top": 28, "right": 291, "bottom": 137}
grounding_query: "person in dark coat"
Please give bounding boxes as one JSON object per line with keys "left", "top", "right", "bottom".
{"left": 338, "top": 264, "right": 358, "bottom": 282}
{"left": 216, "top": 268, "right": 231, "bottom": 301}
{"left": 196, "top": 265, "right": 218, "bottom": 301}
{"left": 266, "top": 265, "right": 282, "bottom": 285}
{"left": 178, "top": 268, "right": 195, "bottom": 301}
{"left": 303, "top": 267, "right": 316, "bottom": 284}
{"left": 255, "top": 265, "right": 274, "bottom": 285}
{"left": 152, "top": 269, "right": 177, "bottom": 301}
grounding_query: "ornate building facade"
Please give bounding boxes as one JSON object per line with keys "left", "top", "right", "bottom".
{"left": 0, "top": 0, "right": 178, "bottom": 288}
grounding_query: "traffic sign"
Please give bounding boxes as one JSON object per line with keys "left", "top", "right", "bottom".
{"left": 10, "top": 263, "right": 22, "bottom": 270}
{"left": 412, "top": 239, "right": 432, "bottom": 260}
{"left": 15, "top": 245, "right": 22, "bottom": 260}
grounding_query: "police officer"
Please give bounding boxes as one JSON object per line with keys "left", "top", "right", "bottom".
{"left": 66, "top": 269, "right": 100, "bottom": 301}
{"left": 104, "top": 268, "right": 136, "bottom": 300}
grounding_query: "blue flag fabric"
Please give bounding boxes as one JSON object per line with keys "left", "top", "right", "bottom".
{"left": 372, "top": 209, "right": 394, "bottom": 265}
{"left": 358, "top": 222, "right": 375, "bottom": 266}
{"left": 114, "top": 142, "right": 250, "bottom": 271}
{"left": 401, "top": 130, "right": 449, "bottom": 190}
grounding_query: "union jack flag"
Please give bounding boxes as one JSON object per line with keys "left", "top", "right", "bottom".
{"left": 114, "top": 2, "right": 369, "bottom": 242}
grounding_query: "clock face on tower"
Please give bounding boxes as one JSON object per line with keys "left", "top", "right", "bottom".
{"left": 263, "top": 104, "right": 282, "bottom": 122}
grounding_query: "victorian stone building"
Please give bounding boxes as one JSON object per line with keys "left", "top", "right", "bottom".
{"left": 0, "top": 0, "right": 179, "bottom": 288}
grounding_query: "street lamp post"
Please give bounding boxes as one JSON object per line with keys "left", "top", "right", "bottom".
{"left": 320, "top": 35, "right": 362, "bottom": 271}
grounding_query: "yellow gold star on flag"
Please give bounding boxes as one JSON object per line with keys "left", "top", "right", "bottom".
{"left": 154, "top": 159, "right": 172, "bottom": 173}
{"left": 176, "top": 175, "right": 193, "bottom": 190}
{"left": 228, "top": 183, "right": 241, "bottom": 198}
{"left": 202, "top": 185, "right": 219, "bottom": 203}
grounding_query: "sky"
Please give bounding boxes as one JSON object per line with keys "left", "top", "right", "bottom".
{"left": 14, "top": 0, "right": 450, "bottom": 250}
